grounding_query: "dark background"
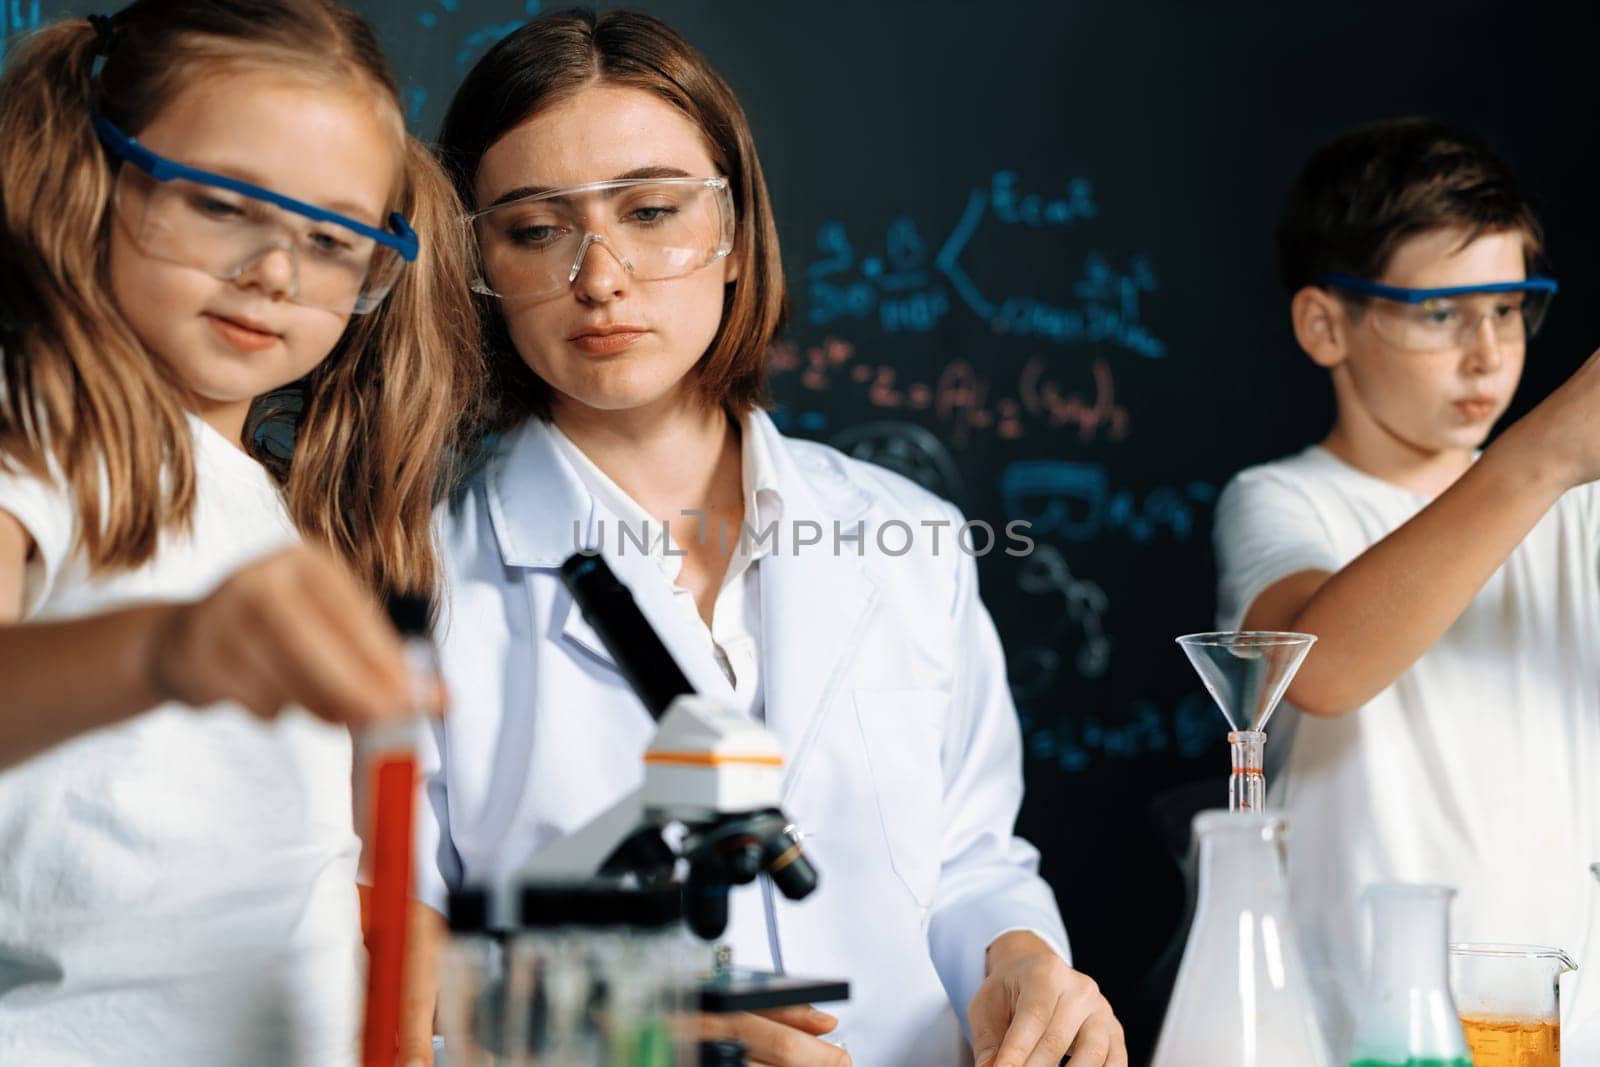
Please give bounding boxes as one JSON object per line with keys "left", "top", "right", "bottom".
{"left": 9, "top": 1, "right": 1600, "bottom": 1058}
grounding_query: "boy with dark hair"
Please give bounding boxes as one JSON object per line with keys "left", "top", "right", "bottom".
{"left": 1215, "top": 116, "right": 1600, "bottom": 1051}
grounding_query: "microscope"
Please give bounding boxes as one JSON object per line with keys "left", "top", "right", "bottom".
{"left": 509, "top": 552, "right": 848, "bottom": 1012}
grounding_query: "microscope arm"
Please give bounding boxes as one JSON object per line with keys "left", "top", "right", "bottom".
{"left": 514, "top": 789, "right": 649, "bottom": 881}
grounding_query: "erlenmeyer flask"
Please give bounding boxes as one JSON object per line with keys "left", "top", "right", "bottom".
{"left": 1150, "top": 811, "right": 1329, "bottom": 1067}
{"left": 1176, "top": 631, "right": 1316, "bottom": 811}
{"left": 1348, "top": 884, "right": 1471, "bottom": 1067}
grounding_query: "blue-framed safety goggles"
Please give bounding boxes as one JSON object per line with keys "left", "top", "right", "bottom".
{"left": 93, "top": 114, "right": 417, "bottom": 315}
{"left": 1318, "top": 272, "right": 1558, "bottom": 353}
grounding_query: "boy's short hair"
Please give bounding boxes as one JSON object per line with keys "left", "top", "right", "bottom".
{"left": 1277, "top": 117, "right": 1545, "bottom": 293}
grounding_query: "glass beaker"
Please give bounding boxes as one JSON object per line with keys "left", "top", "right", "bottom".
{"left": 1176, "top": 631, "right": 1316, "bottom": 810}
{"left": 1150, "top": 811, "right": 1330, "bottom": 1066}
{"left": 437, "top": 886, "right": 508, "bottom": 1066}
{"left": 507, "top": 882, "right": 696, "bottom": 1067}
{"left": 1448, "top": 943, "right": 1570, "bottom": 1066}
{"left": 1560, "top": 861, "right": 1600, "bottom": 1061}
{"left": 1348, "top": 884, "right": 1472, "bottom": 1067}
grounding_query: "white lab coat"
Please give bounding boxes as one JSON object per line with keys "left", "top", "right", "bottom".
{"left": 421, "top": 411, "right": 1069, "bottom": 1066}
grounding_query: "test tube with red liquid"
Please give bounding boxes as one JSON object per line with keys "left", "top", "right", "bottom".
{"left": 360, "top": 594, "right": 439, "bottom": 1067}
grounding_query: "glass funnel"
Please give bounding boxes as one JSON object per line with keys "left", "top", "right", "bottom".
{"left": 1448, "top": 943, "right": 1570, "bottom": 1066}
{"left": 1348, "top": 884, "right": 1472, "bottom": 1067}
{"left": 1176, "top": 631, "right": 1316, "bottom": 811}
{"left": 1150, "top": 811, "right": 1330, "bottom": 1067}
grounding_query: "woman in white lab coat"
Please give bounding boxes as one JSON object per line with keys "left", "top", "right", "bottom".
{"left": 421, "top": 10, "right": 1125, "bottom": 1066}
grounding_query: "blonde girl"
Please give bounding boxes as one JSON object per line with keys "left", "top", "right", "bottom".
{"left": 0, "top": 2, "right": 478, "bottom": 1062}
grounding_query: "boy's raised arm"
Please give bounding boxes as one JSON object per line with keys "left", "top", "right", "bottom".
{"left": 1242, "top": 346, "right": 1600, "bottom": 716}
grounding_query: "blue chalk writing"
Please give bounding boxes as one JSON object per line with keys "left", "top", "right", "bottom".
{"left": 879, "top": 288, "right": 949, "bottom": 332}
{"left": 419, "top": 0, "right": 461, "bottom": 26}
{"left": 455, "top": 20, "right": 525, "bottom": 72}
{"left": 809, "top": 280, "right": 876, "bottom": 325}
{"left": 1012, "top": 544, "right": 1111, "bottom": 682}
{"left": 804, "top": 169, "right": 1163, "bottom": 357}
{"left": 1014, "top": 692, "right": 1219, "bottom": 773}
{"left": 806, "top": 221, "right": 854, "bottom": 279}
{"left": 1001, "top": 460, "right": 1216, "bottom": 544}
{"left": 401, "top": 1, "right": 539, "bottom": 130}
{"left": 403, "top": 86, "right": 429, "bottom": 125}
{"left": 0, "top": 0, "right": 43, "bottom": 71}
{"left": 990, "top": 170, "right": 1097, "bottom": 227}
{"left": 809, "top": 215, "right": 952, "bottom": 333}
{"left": 414, "top": 2, "right": 540, "bottom": 69}
{"left": 993, "top": 254, "right": 1164, "bottom": 357}
{"left": 935, "top": 189, "right": 994, "bottom": 320}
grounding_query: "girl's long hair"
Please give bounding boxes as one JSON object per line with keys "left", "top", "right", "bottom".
{"left": 0, "top": 1, "right": 482, "bottom": 596}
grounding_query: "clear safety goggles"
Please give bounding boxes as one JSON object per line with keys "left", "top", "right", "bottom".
{"left": 1319, "top": 273, "right": 1558, "bottom": 354}
{"left": 466, "top": 176, "right": 734, "bottom": 301}
{"left": 94, "top": 115, "right": 419, "bottom": 316}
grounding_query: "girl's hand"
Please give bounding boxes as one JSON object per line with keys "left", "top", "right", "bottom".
{"left": 145, "top": 545, "right": 412, "bottom": 725}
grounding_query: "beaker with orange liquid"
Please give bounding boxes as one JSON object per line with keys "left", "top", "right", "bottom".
{"left": 1460, "top": 1016, "right": 1559, "bottom": 1062}
{"left": 1449, "top": 943, "right": 1574, "bottom": 1067}
{"left": 1565, "top": 861, "right": 1600, "bottom": 1060}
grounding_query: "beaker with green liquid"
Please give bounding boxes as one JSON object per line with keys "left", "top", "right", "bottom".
{"left": 1347, "top": 883, "right": 1473, "bottom": 1067}
{"left": 509, "top": 882, "right": 696, "bottom": 1067}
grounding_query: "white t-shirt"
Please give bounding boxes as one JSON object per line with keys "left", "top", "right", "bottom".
{"left": 0, "top": 415, "right": 362, "bottom": 1065}
{"left": 1215, "top": 444, "right": 1600, "bottom": 1049}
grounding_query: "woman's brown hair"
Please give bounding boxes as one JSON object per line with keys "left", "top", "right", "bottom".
{"left": 436, "top": 7, "right": 787, "bottom": 429}
{"left": 0, "top": 1, "right": 482, "bottom": 596}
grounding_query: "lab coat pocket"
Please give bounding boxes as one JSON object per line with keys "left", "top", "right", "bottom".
{"left": 853, "top": 688, "right": 945, "bottom": 909}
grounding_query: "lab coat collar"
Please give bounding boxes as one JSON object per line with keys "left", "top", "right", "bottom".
{"left": 485, "top": 416, "right": 598, "bottom": 568}
{"left": 541, "top": 411, "right": 789, "bottom": 580}
{"left": 485, "top": 411, "right": 836, "bottom": 566}
{"left": 741, "top": 408, "right": 786, "bottom": 547}
{"left": 485, "top": 411, "right": 879, "bottom": 776}
{"left": 483, "top": 418, "right": 722, "bottom": 701}
{"left": 547, "top": 421, "right": 679, "bottom": 579}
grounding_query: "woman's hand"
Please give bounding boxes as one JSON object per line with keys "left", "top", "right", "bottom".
{"left": 967, "top": 931, "right": 1126, "bottom": 1067}
{"left": 697, "top": 1005, "right": 851, "bottom": 1067}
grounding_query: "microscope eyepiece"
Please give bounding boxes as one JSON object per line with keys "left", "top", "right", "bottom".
{"left": 761, "top": 826, "right": 819, "bottom": 901}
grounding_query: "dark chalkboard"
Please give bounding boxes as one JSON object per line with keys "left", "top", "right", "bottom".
{"left": 9, "top": 2, "right": 1600, "bottom": 1056}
